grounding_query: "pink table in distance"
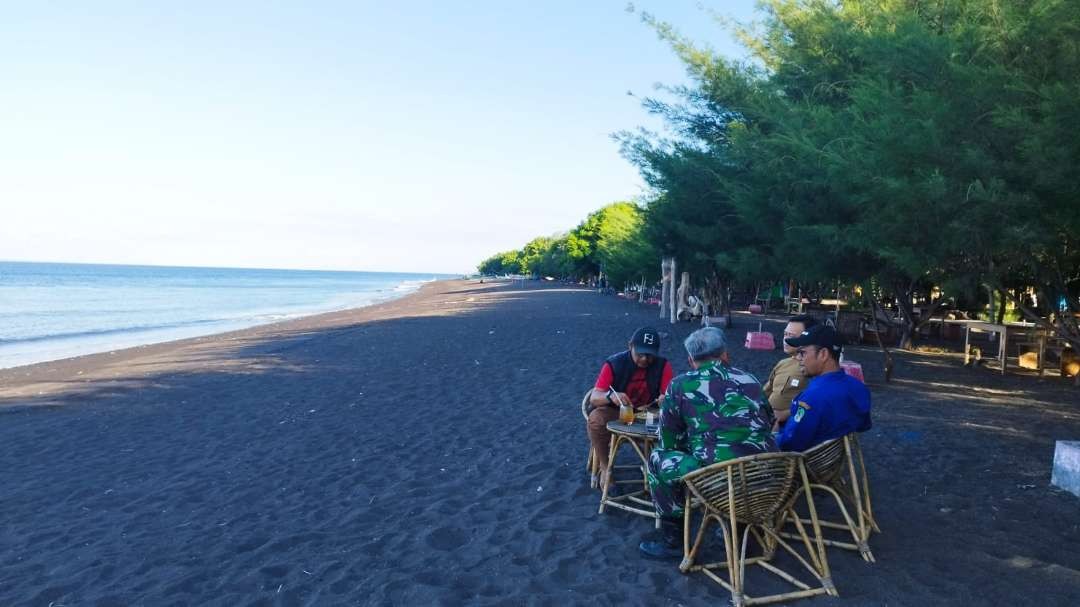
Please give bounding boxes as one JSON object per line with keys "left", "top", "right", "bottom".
{"left": 840, "top": 360, "right": 865, "bottom": 383}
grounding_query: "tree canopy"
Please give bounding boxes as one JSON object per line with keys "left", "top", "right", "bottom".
{"left": 479, "top": 0, "right": 1080, "bottom": 351}
{"left": 477, "top": 202, "right": 655, "bottom": 288}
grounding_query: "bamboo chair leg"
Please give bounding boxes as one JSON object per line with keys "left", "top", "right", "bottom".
{"left": 799, "top": 463, "right": 837, "bottom": 596}
{"left": 685, "top": 518, "right": 713, "bottom": 575}
{"left": 788, "top": 484, "right": 873, "bottom": 562}
{"left": 680, "top": 491, "right": 694, "bottom": 572}
{"left": 788, "top": 502, "right": 825, "bottom": 574}
{"left": 598, "top": 435, "right": 620, "bottom": 513}
{"left": 758, "top": 522, "right": 837, "bottom": 596}
{"left": 822, "top": 483, "right": 871, "bottom": 562}
{"left": 749, "top": 526, "right": 774, "bottom": 561}
{"left": 736, "top": 523, "right": 754, "bottom": 607}
{"left": 625, "top": 438, "right": 652, "bottom": 490}
{"left": 587, "top": 447, "right": 599, "bottom": 489}
{"left": 853, "top": 437, "right": 881, "bottom": 533}
{"left": 728, "top": 472, "right": 745, "bottom": 605}
{"left": 844, "top": 439, "right": 869, "bottom": 542}
{"left": 682, "top": 509, "right": 712, "bottom": 574}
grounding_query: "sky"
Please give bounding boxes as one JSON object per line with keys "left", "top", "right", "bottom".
{"left": 1, "top": 1, "right": 760, "bottom": 274}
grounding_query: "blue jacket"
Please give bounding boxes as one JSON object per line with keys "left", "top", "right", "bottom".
{"left": 777, "top": 369, "right": 871, "bottom": 452}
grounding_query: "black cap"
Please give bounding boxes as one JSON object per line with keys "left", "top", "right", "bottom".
{"left": 784, "top": 324, "right": 844, "bottom": 356}
{"left": 630, "top": 326, "right": 661, "bottom": 356}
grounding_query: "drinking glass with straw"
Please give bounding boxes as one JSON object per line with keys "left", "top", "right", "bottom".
{"left": 610, "top": 388, "right": 634, "bottom": 424}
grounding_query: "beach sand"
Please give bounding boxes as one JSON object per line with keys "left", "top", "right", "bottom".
{"left": 1, "top": 279, "right": 1078, "bottom": 606}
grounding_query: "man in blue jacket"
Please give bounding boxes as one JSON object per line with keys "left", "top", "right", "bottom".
{"left": 777, "top": 325, "right": 871, "bottom": 451}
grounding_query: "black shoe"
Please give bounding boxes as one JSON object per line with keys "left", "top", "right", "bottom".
{"left": 639, "top": 539, "right": 683, "bottom": 559}
{"left": 639, "top": 519, "right": 682, "bottom": 559}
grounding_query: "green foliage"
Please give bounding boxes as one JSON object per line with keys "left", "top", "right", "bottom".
{"left": 478, "top": 1, "right": 1080, "bottom": 350}
{"left": 476, "top": 202, "right": 655, "bottom": 284}
{"left": 620, "top": 0, "right": 1080, "bottom": 347}
{"left": 477, "top": 249, "right": 523, "bottom": 276}
{"left": 593, "top": 202, "right": 657, "bottom": 287}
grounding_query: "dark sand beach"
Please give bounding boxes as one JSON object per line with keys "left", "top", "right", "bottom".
{"left": 2, "top": 279, "right": 1078, "bottom": 606}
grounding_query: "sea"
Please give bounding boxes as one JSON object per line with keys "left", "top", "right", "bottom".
{"left": 0, "top": 261, "right": 456, "bottom": 370}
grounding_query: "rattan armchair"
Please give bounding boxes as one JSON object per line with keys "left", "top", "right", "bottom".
{"left": 581, "top": 391, "right": 601, "bottom": 487}
{"left": 678, "top": 452, "right": 837, "bottom": 606}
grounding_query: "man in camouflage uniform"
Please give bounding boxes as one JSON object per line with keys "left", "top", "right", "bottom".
{"left": 640, "top": 326, "right": 777, "bottom": 559}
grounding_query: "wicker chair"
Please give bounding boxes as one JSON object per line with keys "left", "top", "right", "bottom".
{"left": 780, "top": 435, "right": 877, "bottom": 562}
{"left": 678, "top": 452, "right": 837, "bottom": 607}
{"left": 581, "top": 391, "right": 601, "bottom": 488}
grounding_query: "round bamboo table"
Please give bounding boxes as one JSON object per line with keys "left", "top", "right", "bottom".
{"left": 598, "top": 420, "right": 661, "bottom": 526}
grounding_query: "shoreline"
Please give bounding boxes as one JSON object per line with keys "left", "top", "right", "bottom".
{"left": 0, "top": 261, "right": 450, "bottom": 372}
{"left": 0, "top": 278, "right": 491, "bottom": 406}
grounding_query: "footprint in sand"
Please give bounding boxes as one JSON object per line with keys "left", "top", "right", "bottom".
{"left": 426, "top": 526, "right": 469, "bottom": 551}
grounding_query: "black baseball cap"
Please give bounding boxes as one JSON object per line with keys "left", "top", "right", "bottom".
{"left": 784, "top": 324, "right": 844, "bottom": 357}
{"left": 630, "top": 326, "right": 661, "bottom": 356}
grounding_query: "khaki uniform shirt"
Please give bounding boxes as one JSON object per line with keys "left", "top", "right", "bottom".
{"left": 763, "top": 356, "right": 808, "bottom": 420}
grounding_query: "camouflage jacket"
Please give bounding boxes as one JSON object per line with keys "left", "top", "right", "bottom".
{"left": 658, "top": 360, "right": 777, "bottom": 462}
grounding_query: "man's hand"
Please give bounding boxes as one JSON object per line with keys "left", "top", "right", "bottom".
{"left": 590, "top": 389, "right": 630, "bottom": 409}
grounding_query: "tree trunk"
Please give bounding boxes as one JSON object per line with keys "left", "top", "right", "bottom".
{"left": 994, "top": 289, "right": 1007, "bottom": 324}
{"left": 701, "top": 272, "right": 734, "bottom": 328}
{"left": 724, "top": 285, "right": 734, "bottom": 328}
{"left": 891, "top": 280, "right": 947, "bottom": 350}
{"left": 868, "top": 292, "right": 896, "bottom": 382}
{"left": 702, "top": 273, "right": 721, "bottom": 326}
{"left": 893, "top": 280, "right": 918, "bottom": 351}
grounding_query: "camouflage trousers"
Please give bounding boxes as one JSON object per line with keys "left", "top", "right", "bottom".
{"left": 646, "top": 448, "right": 705, "bottom": 520}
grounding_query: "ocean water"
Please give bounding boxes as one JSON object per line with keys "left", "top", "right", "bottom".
{"left": 0, "top": 261, "right": 455, "bottom": 370}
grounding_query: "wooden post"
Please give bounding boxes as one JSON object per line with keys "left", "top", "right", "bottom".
{"left": 665, "top": 257, "right": 673, "bottom": 324}
{"left": 677, "top": 271, "right": 690, "bottom": 321}
{"left": 660, "top": 257, "right": 672, "bottom": 320}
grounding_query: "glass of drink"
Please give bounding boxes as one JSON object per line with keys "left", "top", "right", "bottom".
{"left": 619, "top": 402, "right": 635, "bottom": 424}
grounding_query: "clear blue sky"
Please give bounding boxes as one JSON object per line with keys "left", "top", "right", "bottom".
{"left": 0, "top": 1, "right": 760, "bottom": 274}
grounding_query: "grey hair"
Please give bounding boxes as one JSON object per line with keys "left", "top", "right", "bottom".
{"left": 684, "top": 327, "right": 728, "bottom": 362}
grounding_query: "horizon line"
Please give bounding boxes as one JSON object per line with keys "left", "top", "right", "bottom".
{"left": 0, "top": 258, "right": 467, "bottom": 276}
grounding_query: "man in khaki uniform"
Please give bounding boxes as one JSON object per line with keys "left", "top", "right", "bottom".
{"left": 763, "top": 314, "right": 817, "bottom": 426}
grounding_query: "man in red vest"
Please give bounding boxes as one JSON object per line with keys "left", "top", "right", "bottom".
{"left": 586, "top": 327, "right": 674, "bottom": 488}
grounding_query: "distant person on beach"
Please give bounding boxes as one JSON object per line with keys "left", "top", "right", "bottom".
{"left": 587, "top": 327, "right": 674, "bottom": 486}
{"left": 763, "top": 314, "right": 817, "bottom": 428}
{"left": 777, "top": 325, "right": 872, "bottom": 452}
{"left": 639, "top": 327, "right": 776, "bottom": 559}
